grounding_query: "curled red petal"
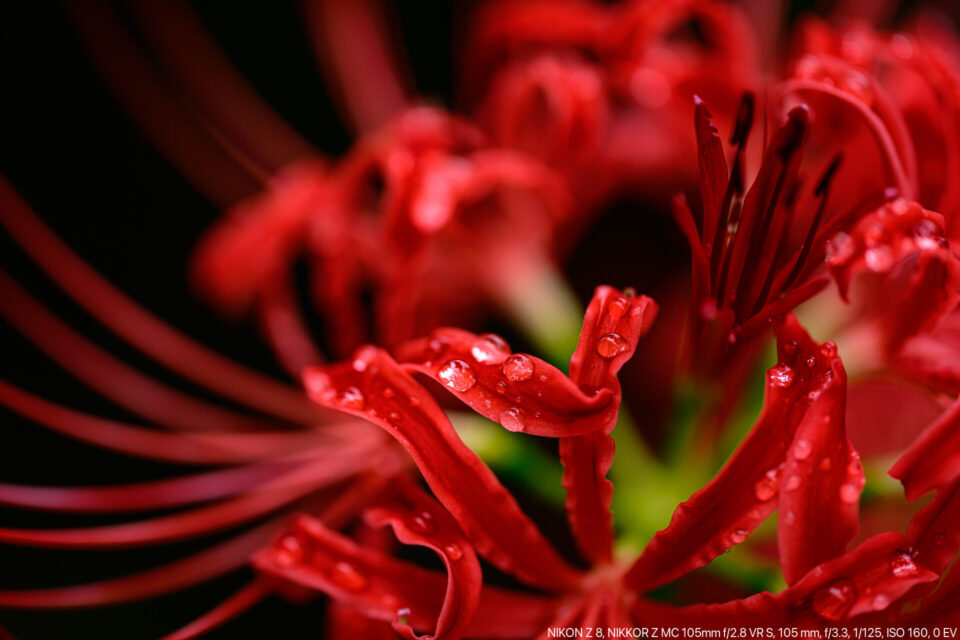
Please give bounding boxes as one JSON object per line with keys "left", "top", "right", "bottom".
{"left": 396, "top": 328, "right": 610, "bottom": 438}
{"left": 778, "top": 354, "right": 861, "bottom": 585}
{"left": 890, "top": 395, "right": 960, "bottom": 500}
{"left": 363, "top": 480, "right": 481, "bottom": 640}
{"left": 253, "top": 514, "right": 556, "bottom": 639}
{"left": 302, "top": 349, "right": 582, "bottom": 590}
{"left": 634, "top": 532, "right": 938, "bottom": 626}
{"left": 562, "top": 286, "right": 658, "bottom": 564}
{"left": 826, "top": 198, "right": 960, "bottom": 351}
{"left": 626, "top": 315, "right": 853, "bottom": 591}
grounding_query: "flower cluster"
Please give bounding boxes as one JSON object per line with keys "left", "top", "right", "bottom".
{"left": 2, "top": 1, "right": 960, "bottom": 639}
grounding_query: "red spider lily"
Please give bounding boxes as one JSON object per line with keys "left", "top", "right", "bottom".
{"left": 789, "top": 17, "right": 960, "bottom": 234}
{"left": 464, "top": 0, "right": 759, "bottom": 235}
{"left": 191, "top": 107, "right": 571, "bottom": 365}
{"left": 252, "top": 286, "right": 960, "bottom": 636}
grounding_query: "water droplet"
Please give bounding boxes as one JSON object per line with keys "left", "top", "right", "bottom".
{"left": 438, "top": 360, "right": 477, "bottom": 392}
{"left": 336, "top": 387, "right": 366, "bottom": 410}
{"left": 470, "top": 334, "right": 510, "bottom": 365}
{"left": 274, "top": 533, "right": 306, "bottom": 567}
{"left": 785, "top": 475, "right": 802, "bottom": 491}
{"left": 327, "top": 561, "right": 367, "bottom": 592}
{"left": 793, "top": 439, "right": 812, "bottom": 460}
{"left": 865, "top": 246, "right": 894, "bottom": 272}
{"left": 396, "top": 607, "right": 412, "bottom": 625}
{"left": 496, "top": 381, "right": 508, "bottom": 394}
{"left": 382, "top": 387, "right": 396, "bottom": 399}
{"left": 502, "top": 354, "right": 534, "bottom": 382}
{"left": 826, "top": 232, "right": 856, "bottom": 264}
{"left": 305, "top": 372, "right": 332, "bottom": 396}
{"left": 444, "top": 544, "right": 463, "bottom": 561}
{"left": 914, "top": 219, "right": 944, "bottom": 250}
{"left": 699, "top": 299, "right": 718, "bottom": 320}
{"left": 783, "top": 510, "right": 796, "bottom": 525}
{"left": 805, "top": 355, "right": 817, "bottom": 369}
{"left": 609, "top": 296, "right": 631, "bottom": 317}
{"left": 597, "top": 332, "right": 628, "bottom": 358}
{"left": 821, "top": 342, "right": 838, "bottom": 359}
{"left": 500, "top": 407, "right": 526, "bottom": 433}
{"left": 812, "top": 578, "right": 857, "bottom": 621}
{"left": 730, "top": 528, "right": 748, "bottom": 544}
{"left": 872, "top": 594, "right": 891, "bottom": 610}
{"left": 840, "top": 483, "right": 861, "bottom": 504}
{"left": 768, "top": 364, "right": 795, "bottom": 389}
{"left": 408, "top": 512, "right": 436, "bottom": 537}
{"left": 820, "top": 457, "right": 832, "bottom": 471}
{"left": 889, "top": 550, "right": 917, "bottom": 577}
{"left": 783, "top": 340, "right": 799, "bottom": 356}
{"left": 754, "top": 468, "right": 780, "bottom": 501}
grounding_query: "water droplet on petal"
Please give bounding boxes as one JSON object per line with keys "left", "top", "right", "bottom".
{"left": 865, "top": 246, "right": 894, "bottom": 271}
{"left": 274, "top": 533, "right": 306, "bottom": 567}
{"left": 408, "top": 512, "right": 436, "bottom": 537}
{"left": 754, "top": 468, "right": 780, "bottom": 501}
{"left": 826, "top": 232, "right": 855, "bottom": 264}
{"left": 730, "top": 528, "right": 748, "bottom": 544}
{"left": 609, "top": 296, "right": 631, "bottom": 317}
{"left": 396, "top": 608, "right": 412, "bottom": 625}
{"left": 495, "top": 381, "right": 508, "bottom": 394}
{"left": 438, "top": 360, "right": 477, "bottom": 392}
{"left": 444, "top": 544, "right": 463, "bottom": 561}
{"left": 382, "top": 387, "right": 396, "bottom": 399}
{"left": 768, "top": 364, "right": 795, "bottom": 388}
{"left": 840, "top": 483, "right": 861, "bottom": 504}
{"left": 597, "top": 332, "right": 628, "bottom": 358}
{"left": 502, "top": 354, "right": 534, "bottom": 382}
{"left": 470, "top": 334, "right": 510, "bottom": 365}
{"left": 820, "top": 457, "right": 833, "bottom": 470}
{"left": 785, "top": 475, "right": 802, "bottom": 491}
{"left": 336, "top": 387, "right": 366, "bottom": 410}
{"left": 783, "top": 340, "right": 799, "bottom": 356}
{"left": 500, "top": 407, "right": 526, "bottom": 433}
{"left": 889, "top": 550, "right": 918, "bottom": 577}
{"left": 914, "top": 219, "right": 944, "bottom": 250}
{"left": 872, "top": 594, "right": 891, "bottom": 610}
{"left": 792, "top": 439, "right": 812, "bottom": 460}
{"left": 812, "top": 579, "right": 857, "bottom": 621}
{"left": 783, "top": 510, "right": 796, "bottom": 525}
{"left": 327, "top": 561, "right": 367, "bottom": 592}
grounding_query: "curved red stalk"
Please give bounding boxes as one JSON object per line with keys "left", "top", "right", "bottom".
{"left": 0, "top": 459, "right": 312, "bottom": 513}
{"left": 0, "top": 270, "right": 288, "bottom": 432}
{"left": 0, "top": 380, "right": 329, "bottom": 465}
{"left": 257, "top": 273, "right": 325, "bottom": 377}
{"left": 303, "top": 347, "right": 583, "bottom": 590}
{"left": 0, "top": 175, "right": 324, "bottom": 424}
{"left": 63, "top": 0, "right": 261, "bottom": 206}
{"left": 0, "top": 454, "right": 374, "bottom": 548}
{"left": 0, "top": 519, "right": 278, "bottom": 609}
{"left": 303, "top": 0, "right": 411, "bottom": 132}
{"left": 159, "top": 580, "right": 270, "bottom": 640}
{"left": 127, "top": 0, "right": 315, "bottom": 173}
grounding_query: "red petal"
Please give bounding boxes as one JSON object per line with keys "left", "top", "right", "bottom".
{"left": 303, "top": 348, "right": 582, "bottom": 590}
{"left": 907, "top": 477, "right": 960, "bottom": 576}
{"left": 890, "top": 395, "right": 960, "bottom": 500}
{"left": 634, "top": 532, "right": 938, "bottom": 626}
{"left": 253, "top": 514, "right": 556, "bottom": 639}
{"left": 826, "top": 199, "right": 960, "bottom": 351}
{"left": 778, "top": 356, "right": 862, "bottom": 585}
{"left": 625, "top": 315, "right": 855, "bottom": 591}
{"left": 562, "top": 287, "right": 658, "bottom": 564}
{"left": 693, "top": 96, "right": 729, "bottom": 256}
{"left": 395, "top": 328, "right": 611, "bottom": 438}
{"left": 327, "top": 602, "right": 396, "bottom": 640}
{"left": 363, "top": 480, "right": 482, "bottom": 640}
